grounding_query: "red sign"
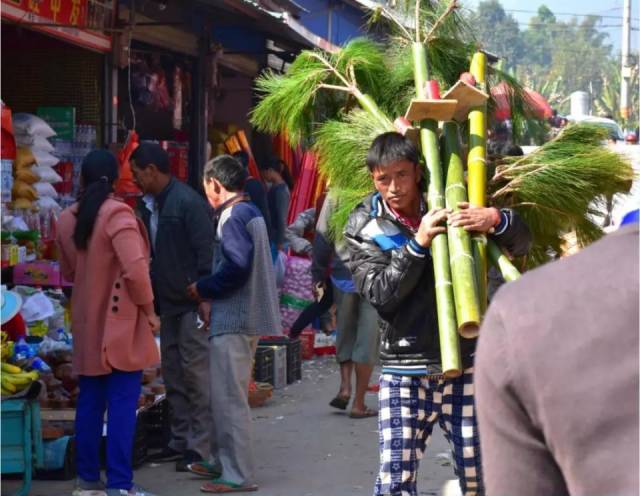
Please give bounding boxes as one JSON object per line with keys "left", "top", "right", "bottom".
{"left": 1, "top": 0, "right": 112, "bottom": 52}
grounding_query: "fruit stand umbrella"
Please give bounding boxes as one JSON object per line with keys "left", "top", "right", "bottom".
{"left": 491, "top": 82, "right": 553, "bottom": 121}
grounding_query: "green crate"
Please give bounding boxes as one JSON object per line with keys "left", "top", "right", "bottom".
{"left": 1, "top": 399, "right": 44, "bottom": 496}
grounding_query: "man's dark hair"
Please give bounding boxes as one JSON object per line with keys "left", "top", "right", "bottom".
{"left": 204, "top": 155, "right": 248, "bottom": 192}
{"left": 501, "top": 143, "right": 524, "bottom": 157}
{"left": 366, "top": 132, "right": 420, "bottom": 172}
{"left": 232, "top": 150, "right": 249, "bottom": 170}
{"left": 130, "top": 141, "right": 171, "bottom": 173}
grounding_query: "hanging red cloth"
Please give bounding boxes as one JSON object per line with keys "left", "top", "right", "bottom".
{"left": 115, "top": 131, "right": 142, "bottom": 208}
{"left": 287, "top": 151, "right": 321, "bottom": 224}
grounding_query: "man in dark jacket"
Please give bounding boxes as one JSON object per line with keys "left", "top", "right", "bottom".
{"left": 343, "top": 133, "right": 531, "bottom": 496}
{"left": 131, "top": 142, "right": 214, "bottom": 472}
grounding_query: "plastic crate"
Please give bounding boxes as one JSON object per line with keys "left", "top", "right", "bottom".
{"left": 132, "top": 418, "right": 148, "bottom": 468}
{"left": 259, "top": 337, "right": 302, "bottom": 384}
{"left": 1, "top": 399, "right": 44, "bottom": 496}
{"left": 299, "top": 330, "right": 315, "bottom": 360}
{"left": 258, "top": 345, "right": 287, "bottom": 389}
{"left": 254, "top": 347, "right": 274, "bottom": 385}
{"left": 138, "top": 398, "right": 170, "bottom": 451}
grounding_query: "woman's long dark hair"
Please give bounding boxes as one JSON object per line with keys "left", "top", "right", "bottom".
{"left": 262, "top": 155, "right": 294, "bottom": 191}
{"left": 73, "top": 149, "right": 119, "bottom": 250}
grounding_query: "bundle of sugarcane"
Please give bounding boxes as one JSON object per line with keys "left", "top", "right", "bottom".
{"left": 251, "top": 0, "right": 634, "bottom": 377}
{"left": 490, "top": 124, "right": 635, "bottom": 267}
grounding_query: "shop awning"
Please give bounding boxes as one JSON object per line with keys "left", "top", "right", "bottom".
{"left": 200, "top": 0, "right": 339, "bottom": 53}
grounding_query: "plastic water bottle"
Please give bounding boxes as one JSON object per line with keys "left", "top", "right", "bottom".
{"left": 29, "top": 356, "right": 52, "bottom": 373}
{"left": 56, "top": 328, "right": 71, "bottom": 345}
{"left": 13, "top": 338, "right": 33, "bottom": 361}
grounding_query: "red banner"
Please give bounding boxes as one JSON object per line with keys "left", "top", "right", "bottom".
{"left": 1, "top": 0, "right": 112, "bottom": 52}
{"left": 8, "top": 0, "right": 88, "bottom": 26}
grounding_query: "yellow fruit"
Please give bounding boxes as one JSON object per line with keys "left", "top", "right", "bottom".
{"left": 1, "top": 377, "right": 17, "bottom": 393}
{"left": 1, "top": 362, "right": 23, "bottom": 374}
{"left": 15, "top": 371, "right": 39, "bottom": 380}
{"left": 4, "top": 374, "right": 32, "bottom": 386}
{"left": 1, "top": 387, "right": 13, "bottom": 395}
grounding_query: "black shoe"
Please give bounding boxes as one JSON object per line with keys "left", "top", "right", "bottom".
{"left": 147, "top": 447, "right": 183, "bottom": 463}
{"left": 176, "top": 449, "right": 203, "bottom": 472}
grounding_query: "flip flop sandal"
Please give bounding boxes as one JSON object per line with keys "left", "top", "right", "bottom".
{"left": 201, "top": 479, "right": 259, "bottom": 493}
{"left": 329, "top": 395, "right": 350, "bottom": 410}
{"left": 188, "top": 461, "right": 222, "bottom": 479}
{"left": 349, "top": 407, "right": 378, "bottom": 419}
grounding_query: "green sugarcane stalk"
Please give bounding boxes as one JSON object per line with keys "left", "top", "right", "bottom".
{"left": 488, "top": 239, "right": 521, "bottom": 282}
{"left": 443, "top": 122, "right": 481, "bottom": 338}
{"left": 468, "top": 52, "right": 489, "bottom": 314}
{"left": 412, "top": 42, "right": 461, "bottom": 378}
{"left": 356, "top": 92, "right": 396, "bottom": 132}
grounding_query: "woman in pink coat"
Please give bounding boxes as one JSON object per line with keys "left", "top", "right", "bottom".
{"left": 56, "top": 150, "right": 160, "bottom": 496}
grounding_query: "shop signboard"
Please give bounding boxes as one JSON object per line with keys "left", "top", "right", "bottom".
{"left": 1, "top": 0, "right": 113, "bottom": 53}
{"left": 36, "top": 107, "right": 76, "bottom": 140}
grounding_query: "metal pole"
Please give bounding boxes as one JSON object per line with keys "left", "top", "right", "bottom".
{"left": 327, "top": 1, "right": 333, "bottom": 44}
{"left": 620, "top": 0, "right": 632, "bottom": 121}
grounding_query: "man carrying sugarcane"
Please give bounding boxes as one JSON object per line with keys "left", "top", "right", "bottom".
{"left": 343, "top": 132, "right": 531, "bottom": 496}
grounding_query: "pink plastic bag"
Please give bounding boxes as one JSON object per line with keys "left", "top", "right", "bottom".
{"left": 279, "top": 256, "right": 314, "bottom": 329}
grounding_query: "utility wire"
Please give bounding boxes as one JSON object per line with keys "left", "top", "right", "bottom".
{"left": 502, "top": 8, "right": 639, "bottom": 22}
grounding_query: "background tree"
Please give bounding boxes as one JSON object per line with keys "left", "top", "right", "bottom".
{"left": 471, "top": 0, "right": 524, "bottom": 69}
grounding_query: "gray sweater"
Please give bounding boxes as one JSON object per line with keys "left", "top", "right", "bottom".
{"left": 197, "top": 200, "right": 282, "bottom": 337}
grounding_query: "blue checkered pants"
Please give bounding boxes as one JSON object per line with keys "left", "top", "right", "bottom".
{"left": 374, "top": 368, "right": 483, "bottom": 496}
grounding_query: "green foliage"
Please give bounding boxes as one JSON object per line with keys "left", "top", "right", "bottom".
{"left": 251, "top": 38, "right": 391, "bottom": 145}
{"left": 380, "top": 37, "right": 475, "bottom": 118}
{"left": 251, "top": 53, "right": 333, "bottom": 145}
{"left": 593, "top": 57, "right": 639, "bottom": 127}
{"left": 490, "top": 124, "right": 635, "bottom": 267}
{"left": 473, "top": 2, "right": 617, "bottom": 118}
{"left": 326, "top": 188, "right": 374, "bottom": 240}
{"left": 471, "top": 0, "right": 524, "bottom": 68}
{"left": 314, "top": 109, "right": 390, "bottom": 193}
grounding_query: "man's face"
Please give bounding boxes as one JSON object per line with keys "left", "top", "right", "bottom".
{"left": 203, "top": 178, "right": 222, "bottom": 208}
{"left": 371, "top": 160, "right": 421, "bottom": 214}
{"left": 131, "top": 160, "right": 157, "bottom": 195}
{"left": 260, "top": 169, "right": 274, "bottom": 184}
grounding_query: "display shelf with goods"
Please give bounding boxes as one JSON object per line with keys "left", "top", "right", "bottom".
{"left": 0, "top": 108, "right": 170, "bottom": 478}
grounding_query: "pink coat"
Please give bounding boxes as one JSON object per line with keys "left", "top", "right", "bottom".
{"left": 56, "top": 197, "right": 160, "bottom": 376}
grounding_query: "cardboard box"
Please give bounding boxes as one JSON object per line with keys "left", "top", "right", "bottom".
{"left": 13, "top": 261, "right": 72, "bottom": 287}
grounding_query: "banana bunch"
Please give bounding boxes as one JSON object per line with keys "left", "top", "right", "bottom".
{"left": 1, "top": 362, "right": 39, "bottom": 396}
{"left": 1, "top": 332, "right": 13, "bottom": 361}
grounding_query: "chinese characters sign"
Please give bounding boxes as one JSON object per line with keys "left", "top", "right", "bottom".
{"left": 1, "top": 0, "right": 112, "bottom": 52}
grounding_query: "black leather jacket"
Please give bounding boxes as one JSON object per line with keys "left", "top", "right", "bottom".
{"left": 344, "top": 193, "right": 531, "bottom": 370}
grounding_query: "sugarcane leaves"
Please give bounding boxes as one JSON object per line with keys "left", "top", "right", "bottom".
{"left": 326, "top": 188, "right": 374, "bottom": 241}
{"left": 490, "top": 124, "right": 635, "bottom": 267}
{"left": 251, "top": 38, "right": 391, "bottom": 145}
{"left": 379, "top": 0, "right": 472, "bottom": 45}
{"left": 252, "top": 54, "right": 331, "bottom": 145}
{"left": 315, "top": 110, "right": 389, "bottom": 195}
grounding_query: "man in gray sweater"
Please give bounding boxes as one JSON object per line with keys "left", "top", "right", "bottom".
{"left": 475, "top": 224, "right": 639, "bottom": 496}
{"left": 187, "top": 155, "right": 281, "bottom": 493}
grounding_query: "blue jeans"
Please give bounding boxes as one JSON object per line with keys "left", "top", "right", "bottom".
{"left": 76, "top": 370, "right": 142, "bottom": 490}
